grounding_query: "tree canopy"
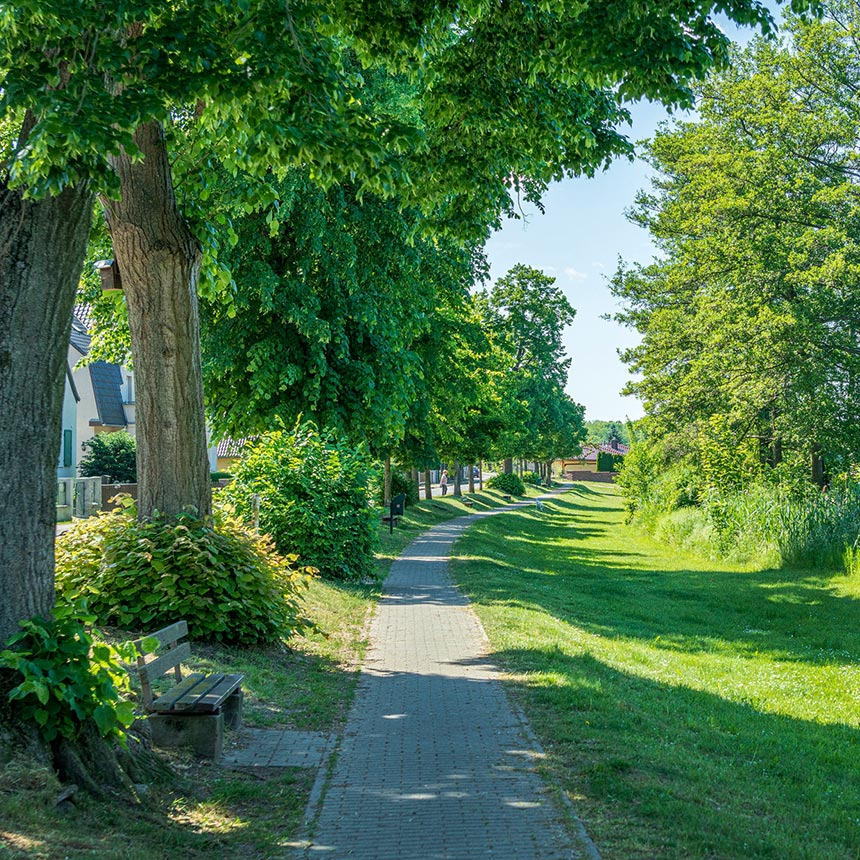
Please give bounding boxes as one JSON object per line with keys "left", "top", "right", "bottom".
{"left": 612, "top": 1, "right": 860, "bottom": 482}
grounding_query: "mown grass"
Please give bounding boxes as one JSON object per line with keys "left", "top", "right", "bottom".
{"left": 1, "top": 485, "right": 527, "bottom": 859}
{"left": 452, "top": 482, "right": 860, "bottom": 860}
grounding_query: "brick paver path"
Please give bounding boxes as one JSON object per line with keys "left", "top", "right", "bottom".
{"left": 295, "top": 500, "right": 599, "bottom": 859}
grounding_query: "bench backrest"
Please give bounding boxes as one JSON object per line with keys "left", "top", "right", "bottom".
{"left": 134, "top": 620, "right": 191, "bottom": 708}
{"left": 390, "top": 493, "right": 407, "bottom": 517}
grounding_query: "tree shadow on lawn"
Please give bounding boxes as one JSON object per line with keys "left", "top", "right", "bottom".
{"left": 455, "top": 499, "right": 860, "bottom": 666}
{"left": 494, "top": 648, "right": 860, "bottom": 860}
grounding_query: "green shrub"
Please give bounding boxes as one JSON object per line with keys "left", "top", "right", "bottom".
{"left": 521, "top": 470, "right": 543, "bottom": 486}
{"left": 79, "top": 430, "right": 137, "bottom": 483}
{"left": 210, "top": 470, "right": 232, "bottom": 482}
{"left": 371, "top": 467, "right": 419, "bottom": 507}
{"left": 220, "top": 422, "right": 377, "bottom": 581}
{"left": 55, "top": 498, "right": 312, "bottom": 644}
{"left": 0, "top": 602, "right": 137, "bottom": 743}
{"left": 487, "top": 472, "right": 526, "bottom": 495}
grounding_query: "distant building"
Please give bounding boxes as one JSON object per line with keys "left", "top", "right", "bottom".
{"left": 557, "top": 441, "right": 629, "bottom": 475}
{"left": 59, "top": 308, "right": 135, "bottom": 479}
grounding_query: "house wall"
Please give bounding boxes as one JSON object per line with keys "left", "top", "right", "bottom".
{"left": 57, "top": 372, "right": 77, "bottom": 479}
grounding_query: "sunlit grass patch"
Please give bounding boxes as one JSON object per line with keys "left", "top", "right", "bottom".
{"left": 453, "top": 483, "right": 860, "bottom": 860}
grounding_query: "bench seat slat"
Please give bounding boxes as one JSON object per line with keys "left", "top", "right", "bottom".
{"left": 191, "top": 674, "right": 244, "bottom": 713}
{"left": 149, "top": 672, "right": 207, "bottom": 712}
{"left": 151, "top": 672, "right": 244, "bottom": 714}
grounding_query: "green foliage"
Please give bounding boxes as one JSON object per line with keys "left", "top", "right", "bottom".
{"left": 521, "top": 470, "right": 543, "bottom": 486}
{"left": 78, "top": 431, "right": 136, "bottom": 483}
{"left": 55, "top": 499, "right": 311, "bottom": 644}
{"left": 371, "top": 468, "right": 419, "bottom": 508}
{"left": 220, "top": 423, "right": 377, "bottom": 581}
{"left": 486, "top": 472, "right": 526, "bottom": 496}
{"left": 210, "top": 471, "right": 232, "bottom": 482}
{"left": 596, "top": 451, "right": 624, "bottom": 472}
{"left": 0, "top": 603, "right": 137, "bottom": 743}
{"left": 584, "top": 420, "right": 630, "bottom": 447}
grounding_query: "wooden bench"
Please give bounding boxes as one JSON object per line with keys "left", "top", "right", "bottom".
{"left": 134, "top": 621, "right": 243, "bottom": 761}
{"left": 460, "top": 497, "right": 474, "bottom": 507}
{"left": 382, "top": 493, "right": 407, "bottom": 533}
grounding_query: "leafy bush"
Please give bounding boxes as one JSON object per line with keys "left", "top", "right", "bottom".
{"left": 55, "top": 498, "right": 312, "bottom": 643}
{"left": 79, "top": 430, "right": 136, "bottom": 483}
{"left": 521, "top": 470, "right": 543, "bottom": 486}
{"left": 487, "top": 472, "right": 526, "bottom": 495}
{"left": 371, "top": 467, "right": 419, "bottom": 507}
{"left": 220, "top": 422, "right": 377, "bottom": 581}
{"left": 210, "top": 470, "right": 232, "bottom": 482}
{"left": 0, "top": 603, "right": 137, "bottom": 743}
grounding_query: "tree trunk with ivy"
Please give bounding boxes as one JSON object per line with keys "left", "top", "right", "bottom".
{"left": 0, "top": 176, "right": 92, "bottom": 649}
{"left": 103, "top": 121, "right": 212, "bottom": 521}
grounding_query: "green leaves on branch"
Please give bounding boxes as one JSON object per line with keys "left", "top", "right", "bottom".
{"left": 0, "top": 603, "right": 138, "bottom": 744}
{"left": 219, "top": 422, "right": 378, "bottom": 581}
{"left": 55, "top": 499, "right": 312, "bottom": 644}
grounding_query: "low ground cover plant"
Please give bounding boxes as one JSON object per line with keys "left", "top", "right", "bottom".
{"left": 56, "top": 497, "right": 312, "bottom": 643}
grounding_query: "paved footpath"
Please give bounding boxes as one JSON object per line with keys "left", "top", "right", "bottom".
{"left": 293, "top": 495, "right": 599, "bottom": 860}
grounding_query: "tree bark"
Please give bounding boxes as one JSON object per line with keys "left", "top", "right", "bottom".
{"left": 0, "top": 180, "right": 94, "bottom": 645}
{"left": 424, "top": 469, "right": 432, "bottom": 500}
{"left": 453, "top": 461, "right": 462, "bottom": 496}
{"left": 810, "top": 445, "right": 826, "bottom": 488}
{"left": 411, "top": 467, "right": 420, "bottom": 502}
{"left": 478, "top": 461, "right": 483, "bottom": 491}
{"left": 103, "top": 121, "right": 211, "bottom": 519}
{"left": 468, "top": 463, "right": 475, "bottom": 494}
{"left": 383, "top": 455, "right": 392, "bottom": 506}
{"left": 503, "top": 457, "right": 513, "bottom": 474}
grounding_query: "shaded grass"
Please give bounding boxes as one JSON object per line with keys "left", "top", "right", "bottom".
{"left": 452, "top": 483, "right": 860, "bottom": 860}
{"left": 1, "top": 486, "right": 528, "bottom": 859}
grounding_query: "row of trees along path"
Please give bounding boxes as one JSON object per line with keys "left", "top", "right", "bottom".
{"left": 0, "top": 0, "right": 813, "bottom": 787}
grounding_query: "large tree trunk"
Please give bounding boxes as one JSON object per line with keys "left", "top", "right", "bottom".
{"left": 424, "top": 469, "right": 432, "bottom": 500}
{"left": 452, "top": 460, "right": 462, "bottom": 496}
{"left": 411, "top": 467, "right": 420, "bottom": 502}
{"left": 103, "top": 121, "right": 211, "bottom": 519}
{"left": 468, "top": 463, "right": 475, "bottom": 494}
{"left": 0, "top": 181, "right": 93, "bottom": 645}
{"left": 503, "top": 457, "right": 513, "bottom": 474}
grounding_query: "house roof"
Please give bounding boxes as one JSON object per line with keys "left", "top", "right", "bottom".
{"left": 69, "top": 312, "right": 91, "bottom": 356}
{"left": 89, "top": 361, "right": 126, "bottom": 427}
{"left": 574, "top": 442, "right": 630, "bottom": 461}
{"left": 216, "top": 437, "right": 248, "bottom": 458}
{"left": 70, "top": 307, "right": 127, "bottom": 429}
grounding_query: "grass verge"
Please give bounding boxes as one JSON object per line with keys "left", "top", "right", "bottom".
{"left": 1, "top": 484, "right": 530, "bottom": 859}
{"left": 452, "top": 482, "right": 860, "bottom": 860}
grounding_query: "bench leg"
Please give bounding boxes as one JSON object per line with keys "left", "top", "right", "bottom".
{"left": 222, "top": 689, "right": 244, "bottom": 731}
{"left": 149, "top": 712, "right": 224, "bottom": 761}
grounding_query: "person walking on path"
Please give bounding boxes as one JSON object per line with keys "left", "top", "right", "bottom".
{"left": 440, "top": 468, "right": 448, "bottom": 496}
{"left": 294, "top": 491, "right": 598, "bottom": 860}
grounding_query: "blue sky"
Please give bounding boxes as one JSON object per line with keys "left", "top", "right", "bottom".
{"left": 483, "top": 100, "right": 673, "bottom": 424}
{"left": 483, "top": 12, "right": 767, "bottom": 423}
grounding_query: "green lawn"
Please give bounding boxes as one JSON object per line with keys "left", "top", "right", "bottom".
{"left": 1, "top": 485, "right": 532, "bottom": 860}
{"left": 452, "top": 483, "right": 860, "bottom": 860}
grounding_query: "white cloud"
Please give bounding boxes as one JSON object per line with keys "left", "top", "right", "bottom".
{"left": 564, "top": 266, "right": 587, "bottom": 281}
{"left": 591, "top": 261, "right": 606, "bottom": 270}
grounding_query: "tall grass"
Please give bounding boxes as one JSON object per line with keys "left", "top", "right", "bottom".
{"left": 640, "top": 476, "right": 860, "bottom": 570}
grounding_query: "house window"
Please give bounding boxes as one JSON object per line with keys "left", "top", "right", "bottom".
{"left": 63, "top": 429, "right": 73, "bottom": 468}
